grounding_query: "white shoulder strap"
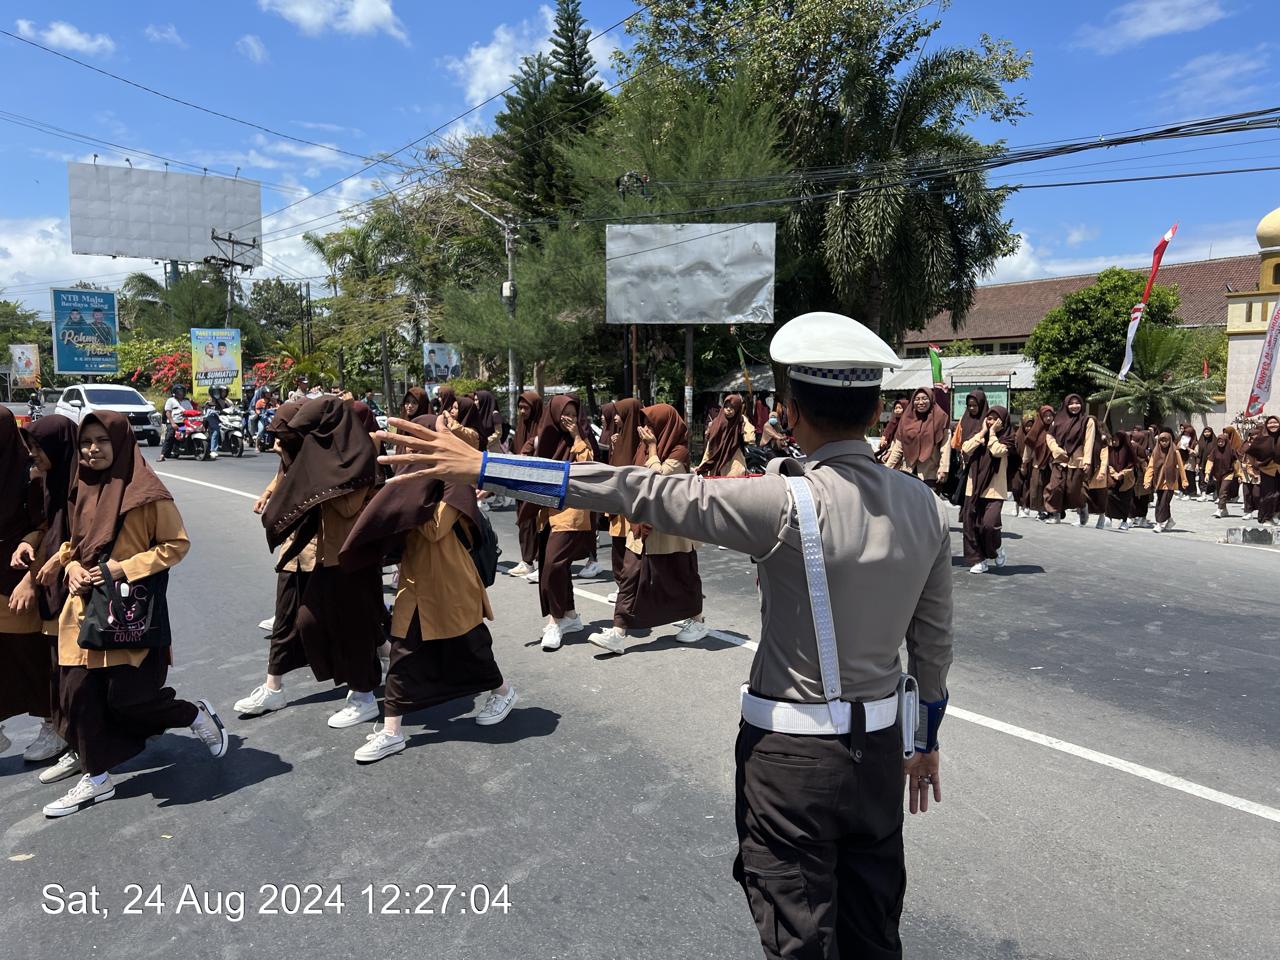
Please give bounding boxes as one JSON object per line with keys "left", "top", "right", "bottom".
{"left": 784, "top": 475, "right": 843, "bottom": 716}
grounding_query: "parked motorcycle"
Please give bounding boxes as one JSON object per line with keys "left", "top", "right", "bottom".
{"left": 219, "top": 404, "right": 247, "bottom": 458}
{"left": 254, "top": 407, "right": 277, "bottom": 453}
{"left": 169, "top": 408, "right": 210, "bottom": 460}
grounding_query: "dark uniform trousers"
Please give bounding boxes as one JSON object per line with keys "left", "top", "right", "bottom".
{"left": 734, "top": 710, "right": 905, "bottom": 960}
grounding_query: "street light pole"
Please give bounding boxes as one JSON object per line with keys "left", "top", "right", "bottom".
{"left": 454, "top": 192, "right": 519, "bottom": 423}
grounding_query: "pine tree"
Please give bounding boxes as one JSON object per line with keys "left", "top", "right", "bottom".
{"left": 547, "top": 0, "right": 606, "bottom": 208}
{"left": 491, "top": 52, "right": 559, "bottom": 222}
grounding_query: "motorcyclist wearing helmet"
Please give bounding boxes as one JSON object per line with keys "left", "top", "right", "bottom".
{"left": 159, "top": 384, "right": 195, "bottom": 462}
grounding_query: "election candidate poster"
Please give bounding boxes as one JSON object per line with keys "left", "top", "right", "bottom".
{"left": 9, "top": 344, "right": 40, "bottom": 389}
{"left": 422, "top": 342, "right": 461, "bottom": 383}
{"left": 51, "top": 288, "right": 118, "bottom": 375}
{"left": 190, "top": 328, "right": 243, "bottom": 402}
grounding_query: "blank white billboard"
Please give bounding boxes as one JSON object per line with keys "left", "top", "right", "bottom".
{"left": 605, "top": 222, "right": 775, "bottom": 325}
{"left": 68, "top": 162, "right": 263, "bottom": 266}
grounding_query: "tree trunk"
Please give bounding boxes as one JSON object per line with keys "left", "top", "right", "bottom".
{"left": 534, "top": 361, "right": 545, "bottom": 395}
{"left": 864, "top": 265, "right": 884, "bottom": 337}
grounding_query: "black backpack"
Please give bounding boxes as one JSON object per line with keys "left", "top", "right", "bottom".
{"left": 455, "top": 510, "right": 501, "bottom": 587}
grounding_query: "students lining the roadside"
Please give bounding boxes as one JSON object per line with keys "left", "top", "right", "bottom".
{"left": 1195, "top": 428, "right": 1217, "bottom": 501}
{"left": 1143, "top": 427, "right": 1187, "bottom": 532}
{"left": 603, "top": 398, "right": 643, "bottom": 605}
{"left": 1243, "top": 415, "right": 1280, "bottom": 525}
{"left": 507, "top": 390, "right": 543, "bottom": 579}
{"left": 884, "top": 387, "right": 952, "bottom": 488}
{"left": 1202, "top": 429, "right": 1241, "bottom": 519}
{"left": 254, "top": 397, "right": 384, "bottom": 729}
{"left": 588, "top": 404, "right": 707, "bottom": 652}
{"left": 340, "top": 413, "right": 516, "bottom": 764}
{"left": 38, "top": 411, "right": 226, "bottom": 818}
{"left": 533, "top": 396, "right": 596, "bottom": 651}
{"left": 1127, "top": 425, "right": 1155, "bottom": 528}
{"left": 1010, "top": 413, "right": 1034, "bottom": 518}
{"left": 697, "top": 393, "right": 755, "bottom": 477}
{"left": 1021, "top": 405, "right": 1055, "bottom": 520}
{"left": 960, "top": 405, "right": 1012, "bottom": 574}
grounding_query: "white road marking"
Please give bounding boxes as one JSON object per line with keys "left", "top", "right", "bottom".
{"left": 159, "top": 473, "right": 1278, "bottom": 822}
{"left": 948, "top": 706, "right": 1280, "bottom": 823}
{"left": 154, "top": 471, "right": 260, "bottom": 501}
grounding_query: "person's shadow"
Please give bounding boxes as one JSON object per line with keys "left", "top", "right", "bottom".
{"left": 399, "top": 699, "right": 560, "bottom": 747}
{"left": 111, "top": 735, "right": 292, "bottom": 808}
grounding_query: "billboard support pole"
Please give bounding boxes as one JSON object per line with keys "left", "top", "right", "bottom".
{"left": 380, "top": 331, "right": 393, "bottom": 417}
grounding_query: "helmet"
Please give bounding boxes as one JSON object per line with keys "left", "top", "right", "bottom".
{"left": 172, "top": 383, "right": 187, "bottom": 395}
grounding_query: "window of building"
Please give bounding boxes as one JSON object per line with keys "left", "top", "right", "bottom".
{"left": 904, "top": 346, "right": 928, "bottom": 359}
{"left": 1273, "top": 263, "right": 1280, "bottom": 286}
{"left": 974, "top": 342, "right": 996, "bottom": 355}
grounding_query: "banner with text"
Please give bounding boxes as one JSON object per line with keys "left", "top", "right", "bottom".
{"left": 51, "top": 288, "right": 118, "bottom": 375}
{"left": 1245, "top": 300, "right": 1280, "bottom": 416}
{"left": 423, "top": 342, "right": 461, "bottom": 384}
{"left": 8, "top": 344, "right": 40, "bottom": 389}
{"left": 190, "top": 328, "right": 243, "bottom": 403}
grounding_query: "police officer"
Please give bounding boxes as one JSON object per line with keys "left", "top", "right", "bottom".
{"left": 377, "top": 312, "right": 953, "bottom": 959}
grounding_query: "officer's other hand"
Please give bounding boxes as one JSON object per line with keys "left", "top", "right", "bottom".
{"left": 378, "top": 418, "right": 483, "bottom": 484}
{"left": 904, "top": 751, "right": 941, "bottom": 814}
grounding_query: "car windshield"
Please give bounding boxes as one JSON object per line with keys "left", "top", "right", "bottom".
{"left": 84, "top": 387, "right": 148, "bottom": 405}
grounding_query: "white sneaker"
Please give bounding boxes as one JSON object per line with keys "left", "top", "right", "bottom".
{"left": 257, "top": 616, "right": 275, "bottom": 631}
{"left": 234, "top": 684, "right": 287, "bottom": 716}
{"left": 1243, "top": 511, "right": 1256, "bottom": 520}
{"left": 1094, "top": 515, "right": 1106, "bottom": 529}
{"left": 674, "top": 619, "right": 710, "bottom": 644}
{"left": 558, "top": 614, "right": 583, "bottom": 634}
{"left": 577, "top": 560, "right": 604, "bottom": 579}
{"left": 606, "top": 590, "right": 619, "bottom": 604}
{"left": 508, "top": 562, "right": 532, "bottom": 578}
{"left": 969, "top": 561, "right": 989, "bottom": 574}
{"left": 40, "top": 749, "right": 82, "bottom": 784}
{"left": 354, "top": 727, "right": 405, "bottom": 764}
{"left": 541, "top": 623, "right": 564, "bottom": 651}
{"left": 208, "top": 451, "right": 219, "bottom": 460}
{"left": 1212, "top": 509, "right": 1223, "bottom": 519}
{"left": 1050, "top": 517, "right": 1063, "bottom": 525}
{"left": 587, "top": 628, "right": 627, "bottom": 655}
{"left": 380, "top": 656, "right": 391, "bottom": 683}
{"left": 525, "top": 569, "right": 541, "bottom": 584}
{"left": 191, "top": 699, "right": 228, "bottom": 757}
{"left": 476, "top": 686, "right": 518, "bottom": 725}
{"left": 23, "top": 721, "right": 66, "bottom": 762}
{"left": 328, "top": 693, "right": 379, "bottom": 729}
{"left": 994, "top": 547, "right": 1007, "bottom": 568}
{"left": 1070, "top": 514, "right": 1084, "bottom": 527}
{"left": 1118, "top": 521, "right": 1131, "bottom": 531}
{"left": 44, "top": 774, "right": 114, "bottom": 818}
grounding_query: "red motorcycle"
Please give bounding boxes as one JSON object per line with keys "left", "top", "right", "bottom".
{"left": 169, "top": 408, "right": 211, "bottom": 460}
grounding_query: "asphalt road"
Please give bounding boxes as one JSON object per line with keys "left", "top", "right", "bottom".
{"left": 1, "top": 447, "right": 1276, "bottom": 960}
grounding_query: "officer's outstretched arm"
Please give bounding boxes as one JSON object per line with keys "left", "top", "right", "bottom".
{"left": 905, "top": 501, "right": 953, "bottom": 754}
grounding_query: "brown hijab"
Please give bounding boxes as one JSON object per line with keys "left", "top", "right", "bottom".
{"left": 968, "top": 406, "right": 1015, "bottom": 497}
{"left": 958, "top": 390, "right": 990, "bottom": 443}
{"left": 1, "top": 406, "right": 41, "bottom": 594}
{"left": 339, "top": 414, "right": 479, "bottom": 572}
{"left": 514, "top": 390, "right": 543, "bottom": 456}
{"left": 700, "top": 394, "right": 746, "bottom": 476}
{"left": 401, "top": 386, "right": 428, "bottom": 419}
{"left": 455, "top": 396, "right": 483, "bottom": 437}
{"left": 881, "top": 396, "right": 909, "bottom": 446}
{"left": 1245, "top": 416, "right": 1280, "bottom": 465}
{"left": 261, "top": 396, "right": 377, "bottom": 558}
{"left": 1206, "top": 430, "right": 1238, "bottom": 480}
{"left": 895, "top": 388, "right": 951, "bottom": 466}
{"left": 434, "top": 385, "right": 458, "bottom": 417}
{"left": 533, "top": 395, "right": 580, "bottom": 461}
{"left": 68, "top": 411, "right": 173, "bottom": 567}
{"left": 1149, "top": 428, "right": 1182, "bottom": 488}
{"left": 610, "top": 398, "right": 643, "bottom": 468}
{"left": 1051, "top": 394, "right": 1088, "bottom": 455}
{"left": 1108, "top": 430, "right": 1136, "bottom": 473}
{"left": 1026, "top": 405, "right": 1055, "bottom": 467}
{"left": 1196, "top": 428, "right": 1216, "bottom": 465}
{"left": 19, "top": 415, "right": 78, "bottom": 612}
{"left": 474, "top": 390, "right": 497, "bottom": 446}
{"left": 641, "top": 404, "right": 691, "bottom": 467}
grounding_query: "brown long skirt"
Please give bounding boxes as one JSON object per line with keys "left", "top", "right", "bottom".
{"left": 610, "top": 536, "right": 627, "bottom": 582}
{"left": 60, "top": 648, "right": 199, "bottom": 776}
{"left": 1243, "top": 482, "right": 1259, "bottom": 514}
{"left": 538, "top": 529, "right": 594, "bottom": 620}
{"left": 1259, "top": 472, "right": 1280, "bottom": 523}
{"left": 383, "top": 615, "right": 503, "bottom": 718}
{"left": 1106, "top": 488, "right": 1134, "bottom": 520}
{"left": 517, "top": 502, "right": 540, "bottom": 565}
{"left": 613, "top": 549, "right": 704, "bottom": 631}
{"left": 294, "top": 564, "right": 384, "bottom": 693}
{"left": 1045, "top": 465, "right": 1086, "bottom": 513}
{"left": 0, "top": 630, "right": 54, "bottom": 722}
{"left": 1026, "top": 464, "right": 1050, "bottom": 512}
{"left": 961, "top": 498, "right": 1003, "bottom": 565}
{"left": 266, "top": 569, "right": 310, "bottom": 677}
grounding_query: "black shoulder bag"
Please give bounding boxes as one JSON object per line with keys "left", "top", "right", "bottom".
{"left": 77, "top": 518, "right": 173, "bottom": 651}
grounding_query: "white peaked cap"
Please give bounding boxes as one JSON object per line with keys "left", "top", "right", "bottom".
{"left": 769, "top": 312, "right": 902, "bottom": 387}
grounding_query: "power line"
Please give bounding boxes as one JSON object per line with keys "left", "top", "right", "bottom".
{"left": 0, "top": 27, "right": 377, "bottom": 164}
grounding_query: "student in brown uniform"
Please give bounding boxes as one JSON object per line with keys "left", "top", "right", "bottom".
{"left": 1104, "top": 431, "right": 1137, "bottom": 530}
{"left": 401, "top": 387, "right": 428, "bottom": 421}
{"left": 1023, "top": 405, "right": 1055, "bottom": 520}
{"left": 259, "top": 397, "right": 384, "bottom": 729}
{"left": 1045, "top": 393, "right": 1097, "bottom": 525}
{"left": 1128, "top": 425, "right": 1155, "bottom": 527}
{"left": 697, "top": 394, "right": 755, "bottom": 477}
{"left": 603, "top": 398, "right": 643, "bottom": 605}
{"left": 960, "top": 405, "right": 1012, "bottom": 574}
{"left": 533, "top": 396, "right": 595, "bottom": 651}
{"left": 1244, "top": 414, "right": 1280, "bottom": 524}
{"left": 884, "top": 387, "right": 951, "bottom": 488}
{"left": 1084, "top": 430, "right": 1114, "bottom": 529}
{"left": 588, "top": 403, "right": 707, "bottom": 653}
{"left": 1194, "top": 427, "right": 1217, "bottom": 501}
{"left": 1144, "top": 427, "right": 1187, "bottom": 532}
{"left": 1009, "top": 413, "right": 1034, "bottom": 518}
{"left": 340, "top": 413, "right": 516, "bottom": 764}
{"left": 1202, "top": 430, "right": 1241, "bottom": 519}
{"left": 0, "top": 406, "right": 58, "bottom": 761}
{"left": 507, "top": 390, "right": 543, "bottom": 579}
{"left": 11, "top": 415, "right": 78, "bottom": 772}
{"left": 37, "top": 412, "right": 226, "bottom": 818}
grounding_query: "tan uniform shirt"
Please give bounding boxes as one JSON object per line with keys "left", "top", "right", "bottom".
{"left": 391, "top": 502, "right": 493, "bottom": 640}
{"left": 625, "top": 455, "right": 699, "bottom": 556}
{"left": 566, "top": 439, "right": 953, "bottom": 704}
{"left": 0, "top": 528, "right": 45, "bottom": 635}
{"left": 961, "top": 433, "right": 1010, "bottom": 500}
{"left": 56, "top": 500, "right": 190, "bottom": 669}
{"left": 543, "top": 439, "right": 596, "bottom": 533}
{"left": 884, "top": 431, "right": 952, "bottom": 482}
{"left": 1045, "top": 417, "right": 1097, "bottom": 471}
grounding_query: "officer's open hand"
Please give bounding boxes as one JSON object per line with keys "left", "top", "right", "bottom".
{"left": 904, "top": 751, "right": 941, "bottom": 814}
{"left": 378, "top": 418, "right": 483, "bottom": 484}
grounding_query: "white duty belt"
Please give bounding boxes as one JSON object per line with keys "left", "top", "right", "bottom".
{"left": 739, "top": 474, "right": 896, "bottom": 736}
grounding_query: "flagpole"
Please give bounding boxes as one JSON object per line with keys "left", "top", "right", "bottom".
{"left": 1106, "top": 224, "right": 1177, "bottom": 426}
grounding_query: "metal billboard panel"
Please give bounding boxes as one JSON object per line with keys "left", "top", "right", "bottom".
{"left": 605, "top": 223, "right": 775, "bottom": 325}
{"left": 68, "top": 162, "right": 263, "bottom": 265}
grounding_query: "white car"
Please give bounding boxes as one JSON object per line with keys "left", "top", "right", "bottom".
{"left": 54, "top": 384, "right": 163, "bottom": 446}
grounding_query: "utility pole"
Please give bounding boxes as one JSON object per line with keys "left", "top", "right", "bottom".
{"left": 304, "top": 281, "right": 314, "bottom": 355}
{"left": 454, "top": 193, "right": 519, "bottom": 422}
{"left": 208, "top": 229, "right": 258, "bottom": 327}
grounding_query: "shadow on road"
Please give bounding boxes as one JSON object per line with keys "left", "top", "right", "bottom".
{"left": 112, "top": 735, "right": 293, "bottom": 808}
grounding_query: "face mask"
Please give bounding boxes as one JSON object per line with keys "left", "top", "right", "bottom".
{"left": 768, "top": 416, "right": 778, "bottom": 426}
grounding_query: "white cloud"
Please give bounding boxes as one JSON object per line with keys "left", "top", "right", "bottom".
{"left": 15, "top": 19, "right": 116, "bottom": 56}
{"left": 1160, "top": 50, "right": 1269, "bottom": 116}
{"left": 293, "top": 120, "right": 364, "bottom": 137}
{"left": 258, "top": 0, "right": 408, "bottom": 44}
{"left": 1064, "top": 224, "right": 1098, "bottom": 247}
{"left": 446, "top": 6, "right": 556, "bottom": 106}
{"left": 1073, "top": 0, "right": 1228, "bottom": 55}
{"left": 236, "top": 34, "right": 270, "bottom": 64}
{"left": 144, "top": 23, "right": 186, "bottom": 47}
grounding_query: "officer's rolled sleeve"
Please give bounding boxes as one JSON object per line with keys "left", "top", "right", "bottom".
{"left": 567, "top": 462, "right": 785, "bottom": 558}
{"left": 905, "top": 502, "right": 953, "bottom": 704}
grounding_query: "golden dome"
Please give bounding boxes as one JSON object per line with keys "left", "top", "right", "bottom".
{"left": 1258, "top": 207, "right": 1280, "bottom": 249}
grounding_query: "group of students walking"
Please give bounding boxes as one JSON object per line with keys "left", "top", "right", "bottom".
{"left": 880, "top": 387, "right": 1280, "bottom": 574}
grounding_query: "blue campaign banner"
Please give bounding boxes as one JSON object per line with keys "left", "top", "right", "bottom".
{"left": 51, "top": 288, "right": 119, "bottom": 375}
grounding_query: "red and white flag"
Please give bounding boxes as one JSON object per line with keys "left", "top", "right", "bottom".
{"left": 1245, "top": 299, "right": 1280, "bottom": 416}
{"left": 1119, "top": 223, "right": 1178, "bottom": 381}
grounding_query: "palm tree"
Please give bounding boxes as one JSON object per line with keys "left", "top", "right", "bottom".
{"left": 1087, "top": 326, "right": 1217, "bottom": 425}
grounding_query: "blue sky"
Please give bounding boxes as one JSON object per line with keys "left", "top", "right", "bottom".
{"left": 0, "top": 0, "right": 1275, "bottom": 316}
